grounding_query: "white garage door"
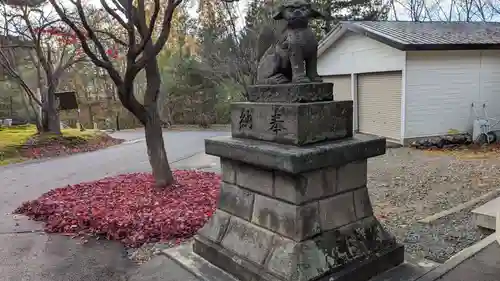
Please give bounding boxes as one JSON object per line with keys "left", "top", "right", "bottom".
{"left": 323, "top": 75, "right": 352, "bottom": 101}
{"left": 357, "top": 71, "right": 402, "bottom": 141}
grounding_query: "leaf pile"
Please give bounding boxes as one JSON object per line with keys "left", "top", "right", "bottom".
{"left": 20, "top": 135, "right": 124, "bottom": 159}
{"left": 14, "top": 171, "right": 221, "bottom": 247}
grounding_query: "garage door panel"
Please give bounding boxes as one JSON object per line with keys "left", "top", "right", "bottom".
{"left": 357, "top": 71, "right": 402, "bottom": 140}
{"left": 323, "top": 75, "right": 352, "bottom": 101}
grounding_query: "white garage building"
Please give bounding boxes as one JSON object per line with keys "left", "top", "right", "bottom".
{"left": 317, "top": 21, "right": 500, "bottom": 145}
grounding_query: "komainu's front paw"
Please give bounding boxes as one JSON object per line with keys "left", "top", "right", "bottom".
{"left": 292, "top": 75, "right": 311, "bottom": 83}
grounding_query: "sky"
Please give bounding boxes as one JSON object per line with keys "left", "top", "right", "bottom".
{"left": 25, "top": 0, "right": 500, "bottom": 37}
{"left": 77, "top": 0, "right": 410, "bottom": 25}
{"left": 54, "top": 0, "right": 468, "bottom": 27}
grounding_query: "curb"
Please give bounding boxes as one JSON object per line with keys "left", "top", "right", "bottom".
{"left": 414, "top": 233, "right": 496, "bottom": 281}
{"left": 419, "top": 189, "right": 500, "bottom": 224}
{"left": 122, "top": 138, "right": 145, "bottom": 144}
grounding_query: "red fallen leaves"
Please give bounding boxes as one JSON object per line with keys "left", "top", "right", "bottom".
{"left": 20, "top": 135, "right": 124, "bottom": 159}
{"left": 14, "top": 171, "right": 221, "bottom": 247}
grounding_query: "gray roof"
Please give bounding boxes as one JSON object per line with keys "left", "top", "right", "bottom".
{"left": 323, "top": 21, "right": 500, "bottom": 51}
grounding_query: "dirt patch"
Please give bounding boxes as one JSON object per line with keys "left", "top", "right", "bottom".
{"left": 369, "top": 147, "right": 500, "bottom": 263}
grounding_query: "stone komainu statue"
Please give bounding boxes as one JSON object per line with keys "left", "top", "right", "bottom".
{"left": 256, "top": 0, "right": 325, "bottom": 85}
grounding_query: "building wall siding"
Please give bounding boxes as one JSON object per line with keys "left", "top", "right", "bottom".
{"left": 405, "top": 50, "right": 500, "bottom": 138}
{"left": 317, "top": 32, "right": 405, "bottom": 76}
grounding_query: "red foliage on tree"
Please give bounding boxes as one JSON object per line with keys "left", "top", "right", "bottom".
{"left": 35, "top": 26, "right": 119, "bottom": 59}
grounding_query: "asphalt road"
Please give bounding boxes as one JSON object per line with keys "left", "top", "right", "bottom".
{"left": 0, "top": 129, "right": 228, "bottom": 281}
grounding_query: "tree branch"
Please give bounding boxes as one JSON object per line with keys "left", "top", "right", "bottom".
{"left": 135, "top": 0, "right": 182, "bottom": 69}
{"left": 48, "top": 0, "right": 117, "bottom": 76}
{"left": 0, "top": 48, "right": 42, "bottom": 106}
{"left": 100, "top": 0, "right": 129, "bottom": 30}
{"left": 94, "top": 30, "right": 128, "bottom": 46}
{"left": 131, "top": 0, "right": 160, "bottom": 58}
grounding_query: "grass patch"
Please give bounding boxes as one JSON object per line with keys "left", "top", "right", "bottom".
{"left": 0, "top": 125, "right": 35, "bottom": 148}
{"left": 0, "top": 125, "right": 106, "bottom": 165}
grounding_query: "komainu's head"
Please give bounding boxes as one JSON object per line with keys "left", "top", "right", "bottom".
{"left": 273, "top": 0, "right": 324, "bottom": 24}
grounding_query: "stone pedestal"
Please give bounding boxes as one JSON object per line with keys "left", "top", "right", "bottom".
{"left": 167, "top": 83, "right": 404, "bottom": 281}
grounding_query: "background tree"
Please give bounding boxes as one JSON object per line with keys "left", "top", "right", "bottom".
{"left": 48, "top": 0, "right": 182, "bottom": 186}
{"left": 388, "top": 0, "right": 500, "bottom": 21}
{"left": 311, "top": 0, "right": 388, "bottom": 38}
{"left": 0, "top": 2, "right": 85, "bottom": 133}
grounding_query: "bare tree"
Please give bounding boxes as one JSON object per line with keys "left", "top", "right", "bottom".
{"left": 47, "top": 0, "right": 183, "bottom": 186}
{"left": 197, "top": 0, "right": 275, "bottom": 97}
{"left": 0, "top": 33, "right": 41, "bottom": 127}
{"left": 1, "top": 0, "right": 45, "bottom": 7}
{"left": 389, "top": 0, "right": 500, "bottom": 21}
{"left": 0, "top": 2, "right": 85, "bottom": 133}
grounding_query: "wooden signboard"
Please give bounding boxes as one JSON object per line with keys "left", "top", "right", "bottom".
{"left": 55, "top": 91, "right": 78, "bottom": 110}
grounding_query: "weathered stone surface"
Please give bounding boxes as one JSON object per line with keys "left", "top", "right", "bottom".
{"left": 251, "top": 194, "right": 320, "bottom": 241}
{"left": 218, "top": 182, "right": 255, "bottom": 220}
{"left": 193, "top": 214, "right": 403, "bottom": 281}
{"left": 236, "top": 163, "right": 274, "bottom": 196}
{"left": 337, "top": 160, "right": 367, "bottom": 192}
{"left": 205, "top": 134, "right": 386, "bottom": 174}
{"left": 221, "top": 158, "right": 236, "bottom": 184}
{"left": 266, "top": 238, "right": 329, "bottom": 281}
{"left": 316, "top": 216, "right": 399, "bottom": 263}
{"left": 274, "top": 168, "right": 336, "bottom": 204}
{"left": 319, "top": 192, "right": 356, "bottom": 231}
{"left": 264, "top": 216, "right": 403, "bottom": 281}
{"left": 313, "top": 217, "right": 403, "bottom": 280}
{"left": 193, "top": 235, "right": 274, "bottom": 281}
{"left": 231, "top": 101, "right": 353, "bottom": 146}
{"left": 353, "top": 187, "right": 373, "bottom": 219}
{"left": 220, "top": 215, "right": 275, "bottom": 265}
{"left": 197, "top": 210, "right": 231, "bottom": 243}
{"left": 247, "top": 83, "right": 333, "bottom": 103}
{"left": 297, "top": 101, "right": 353, "bottom": 144}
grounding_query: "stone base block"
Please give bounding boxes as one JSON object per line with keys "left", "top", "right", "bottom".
{"left": 193, "top": 213, "right": 404, "bottom": 281}
{"left": 220, "top": 157, "right": 369, "bottom": 205}
{"left": 247, "top": 83, "right": 333, "bottom": 103}
{"left": 206, "top": 134, "right": 385, "bottom": 174}
{"left": 231, "top": 101, "right": 353, "bottom": 146}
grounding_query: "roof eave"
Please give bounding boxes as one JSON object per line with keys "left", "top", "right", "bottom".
{"left": 317, "top": 24, "right": 349, "bottom": 57}
{"left": 342, "top": 22, "right": 407, "bottom": 50}
{"left": 317, "top": 21, "right": 409, "bottom": 56}
{"left": 402, "top": 43, "right": 500, "bottom": 51}
{"left": 341, "top": 22, "right": 500, "bottom": 51}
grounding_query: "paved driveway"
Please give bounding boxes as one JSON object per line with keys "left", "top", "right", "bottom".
{"left": 0, "top": 130, "right": 228, "bottom": 281}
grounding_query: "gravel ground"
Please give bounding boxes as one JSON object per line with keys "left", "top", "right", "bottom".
{"left": 369, "top": 147, "right": 499, "bottom": 263}
{"left": 128, "top": 146, "right": 500, "bottom": 264}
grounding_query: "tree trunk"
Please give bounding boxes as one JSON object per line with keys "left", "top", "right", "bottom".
{"left": 116, "top": 114, "right": 120, "bottom": 131}
{"left": 28, "top": 90, "right": 43, "bottom": 132}
{"left": 144, "top": 104, "right": 174, "bottom": 187}
{"left": 40, "top": 87, "right": 61, "bottom": 134}
{"left": 143, "top": 59, "right": 174, "bottom": 187}
{"left": 31, "top": 102, "right": 43, "bottom": 132}
{"left": 21, "top": 91, "right": 42, "bottom": 131}
{"left": 41, "top": 104, "right": 61, "bottom": 133}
